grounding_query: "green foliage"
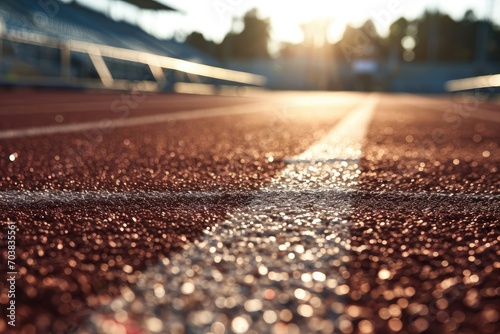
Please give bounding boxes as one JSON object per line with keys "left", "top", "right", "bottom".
{"left": 185, "top": 8, "right": 499, "bottom": 63}
{"left": 185, "top": 9, "right": 270, "bottom": 61}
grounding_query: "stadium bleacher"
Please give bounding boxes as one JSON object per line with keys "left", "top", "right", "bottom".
{"left": 0, "top": 0, "right": 258, "bottom": 90}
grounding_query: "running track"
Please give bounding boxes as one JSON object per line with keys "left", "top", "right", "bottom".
{"left": 0, "top": 90, "right": 499, "bottom": 334}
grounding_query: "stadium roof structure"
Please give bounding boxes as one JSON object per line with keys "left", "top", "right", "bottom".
{"left": 120, "top": 0, "right": 178, "bottom": 11}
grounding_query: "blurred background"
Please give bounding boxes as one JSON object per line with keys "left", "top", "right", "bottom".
{"left": 0, "top": 0, "right": 499, "bottom": 93}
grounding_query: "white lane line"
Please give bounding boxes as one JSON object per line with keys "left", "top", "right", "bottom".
{"left": 284, "top": 94, "right": 378, "bottom": 163}
{"left": 0, "top": 102, "right": 273, "bottom": 140}
{"left": 1, "top": 189, "right": 497, "bottom": 207}
{"left": 0, "top": 95, "right": 361, "bottom": 140}
{"left": 0, "top": 92, "right": 360, "bottom": 116}
{"left": 3, "top": 92, "right": 496, "bottom": 206}
{"left": 0, "top": 95, "right": 377, "bottom": 203}
{"left": 4, "top": 92, "right": 497, "bottom": 332}
{"left": 0, "top": 99, "right": 257, "bottom": 115}
{"left": 0, "top": 101, "right": 145, "bottom": 115}
{"left": 80, "top": 94, "right": 380, "bottom": 332}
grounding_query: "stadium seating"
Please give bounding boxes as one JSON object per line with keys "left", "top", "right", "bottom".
{"left": 0, "top": 0, "right": 220, "bottom": 86}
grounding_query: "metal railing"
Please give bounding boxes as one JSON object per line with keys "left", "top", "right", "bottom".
{"left": 0, "top": 28, "right": 267, "bottom": 91}
{"left": 445, "top": 74, "right": 500, "bottom": 92}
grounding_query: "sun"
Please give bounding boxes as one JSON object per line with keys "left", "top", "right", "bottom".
{"left": 257, "top": 0, "right": 361, "bottom": 44}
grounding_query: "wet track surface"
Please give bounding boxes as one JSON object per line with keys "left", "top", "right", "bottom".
{"left": 0, "top": 91, "right": 499, "bottom": 334}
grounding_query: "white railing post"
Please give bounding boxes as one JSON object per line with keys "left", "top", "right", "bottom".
{"left": 88, "top": 51, "right": 114, "bottom": 87}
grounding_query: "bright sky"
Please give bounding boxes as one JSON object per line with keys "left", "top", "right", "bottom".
{"left": 77, "top": 0, "right": 500, "bottom": 44}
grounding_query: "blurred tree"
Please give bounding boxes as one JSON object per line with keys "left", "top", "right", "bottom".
{"left": 185, "top": 32, "right": 216, "bottom": 55}
{"left": 388, "top": 17, "right": 409, "bottom": 58}
{"left": 219, "top": 9, "right": 270, "bottom": 60}
{"left": 413, "top": 12, "right": 478, "bottom": 62}
{"left": 490, "top": 28, "right": 500, "bottom": 61}
{"left": 185, "top": 7, "right": 499, "bottom": 65}
{"left": 185, "top": 32, "right": 207, "bottom": 50}
{"left": 338, "top": 21, "right": 379, "bottom": 61}
{"left": 464, "top": 9, "right": 477, "bottom": 22}
{"left": 280, "top": 42, "right": 302, "bottom": 58}
{"left": 185, "top": 10, "right": 270, "bottom": 61}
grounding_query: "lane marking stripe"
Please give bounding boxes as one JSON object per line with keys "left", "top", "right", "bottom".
{"left": 0, "top": 189, "right": 497, "bottom": 206}
{"left": 87, "top": 94, "right": 378, "bottom": 328}
{"left": 289, "top": 94, "right": 378, "bottom": 162}
{"left": 0, "top": 102, "right": 274, "bottom": 140}
{"left": 0, "top": 98, "right": 359, "bottom": 116}
{"left": 0, "top": 99, "right": 257, "bottom": 115}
